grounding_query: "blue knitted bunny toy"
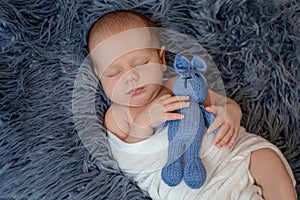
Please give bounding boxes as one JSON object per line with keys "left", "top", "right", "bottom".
{"left": 161, "top": 55, "right": 217, "bottom": 189}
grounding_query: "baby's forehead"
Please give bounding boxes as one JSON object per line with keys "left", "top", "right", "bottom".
{"left": 90, "top": 27, "right": 160, "bottom": 72}
{"left": 92, "top": 25, "right": 158, "bottom": 48}
{"left": 89, "top": 14, "right": 155, "bottom": 50}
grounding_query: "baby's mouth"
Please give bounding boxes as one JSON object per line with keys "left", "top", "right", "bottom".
{"left": 127, "top": 87, "right": 145, "bottom": 96}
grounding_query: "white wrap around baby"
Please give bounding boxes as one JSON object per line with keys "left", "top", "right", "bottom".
{"left": 107, "top": 126, "right": 295, "bottom": 200}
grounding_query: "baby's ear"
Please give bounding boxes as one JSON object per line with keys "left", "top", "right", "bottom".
{"left": 159, "top": 46, "right": 167, "bottom": 71}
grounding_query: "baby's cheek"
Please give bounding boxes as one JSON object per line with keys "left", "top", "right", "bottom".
{"left": 102, "top": 82, "right": 118, "bottom": 99}
{"left": 109, "top": 86, "right": 123, "bottom": 101}
{"left": 143, "top": 66, "right": 163, "bottom": 84}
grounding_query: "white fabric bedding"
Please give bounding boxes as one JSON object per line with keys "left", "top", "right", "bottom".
{"left": 107, "top": 126, "right": 296, "bottom": 200}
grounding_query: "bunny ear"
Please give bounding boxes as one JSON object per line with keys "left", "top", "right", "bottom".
{"left": 191, "top": 56, "right": 207, "bottom": 72}
{"left": 173, "top": 55, "right": 191, "bottom": 73}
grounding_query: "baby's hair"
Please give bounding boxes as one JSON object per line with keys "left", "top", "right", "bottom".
{"left": 87, "top": 10, "right": 157, "bottom": 52}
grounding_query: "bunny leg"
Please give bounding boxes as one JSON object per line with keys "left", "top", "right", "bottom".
{"left": 183, "top": 120, "right": 206, "bottom": 189}
{"left": 161, "top": 121, "right": 184, "bottom": 187}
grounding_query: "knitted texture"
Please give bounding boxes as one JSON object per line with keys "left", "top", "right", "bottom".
{"left": 161, "top": 55, "right": 216, "bottom": 189}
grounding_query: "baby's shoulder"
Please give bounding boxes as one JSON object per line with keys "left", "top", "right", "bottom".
{"left": 104, "top": 104, "right": 130, "bottom": 140}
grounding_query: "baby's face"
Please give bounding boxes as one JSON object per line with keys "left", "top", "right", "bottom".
{"left": 90, "top": 28, "right": 166, "bottom": 107}
{"left": 99, "top": 48, "right": 165, "bottom": 107}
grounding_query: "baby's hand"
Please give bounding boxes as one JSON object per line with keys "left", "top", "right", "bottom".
{"left": 206, "top": 104, "right": 241, "bottom": 149}
{"left": 134, "top": 94, "right": 190, "bottom": 128}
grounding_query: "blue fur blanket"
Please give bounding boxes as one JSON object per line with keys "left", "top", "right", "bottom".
{"left": 0, "top": 0, "right": 299, "bottom": 199}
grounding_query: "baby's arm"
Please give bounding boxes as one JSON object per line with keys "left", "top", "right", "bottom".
{"left": 104, "top": 104, "right": 131, "bottom": 141}
{"left": 204, "top": 90, "right": 242, "bottom": 149}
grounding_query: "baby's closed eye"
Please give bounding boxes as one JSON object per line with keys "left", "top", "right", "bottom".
{"left": 104, "top": 67, "right": 122, "bottom": 77}
{"left": 134, "top": 57, "right": 150, "bottom": 67}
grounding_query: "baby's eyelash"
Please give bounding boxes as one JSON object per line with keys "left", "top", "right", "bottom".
{"left": 141, "top": 60, "right": 150, "bottom": 65}
{"left": 135, "top": 59, "right": 150, "bottom": 66}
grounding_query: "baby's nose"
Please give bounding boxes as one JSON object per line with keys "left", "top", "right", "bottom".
{"left": 123, "top": 68, "right": 139, "bottom": 83}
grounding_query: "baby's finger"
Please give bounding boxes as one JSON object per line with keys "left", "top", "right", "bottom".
{"left": 165, "top": 112, "right": 185, "bottom": 121}
{"left": 207, "top": 117, "right": 223, "bottom": 134}
{"left": 164, "top": 101, "right": 190, "bottom": 112}
{"left": 213, "top": 124, "right": 230, "bottom": 145}
{"left": 216, "top": 127, "right": 234, "bottom": 148}
{"left": 226, "top": 128, "right": 239, "bottom": 149}
{"left": 205, "top": 105, "right": 219, "bottom": 115}
{"left": 158, "top": 94, "right": 172, "bottom": 100}
{"left": 162, "top": 95, "right": 190, "bottom": 105}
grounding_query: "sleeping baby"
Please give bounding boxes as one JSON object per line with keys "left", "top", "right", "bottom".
{"left": 87, "top": 10, "right": 296, "bottom": 200}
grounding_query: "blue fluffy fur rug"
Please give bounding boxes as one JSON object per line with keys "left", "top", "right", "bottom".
{"left": 0, "top": 0, "right": 299, "bottom": 199}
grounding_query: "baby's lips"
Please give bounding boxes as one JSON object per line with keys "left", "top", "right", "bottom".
{"left": 127, "top": 86, "right": 145, "bottom": 96}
